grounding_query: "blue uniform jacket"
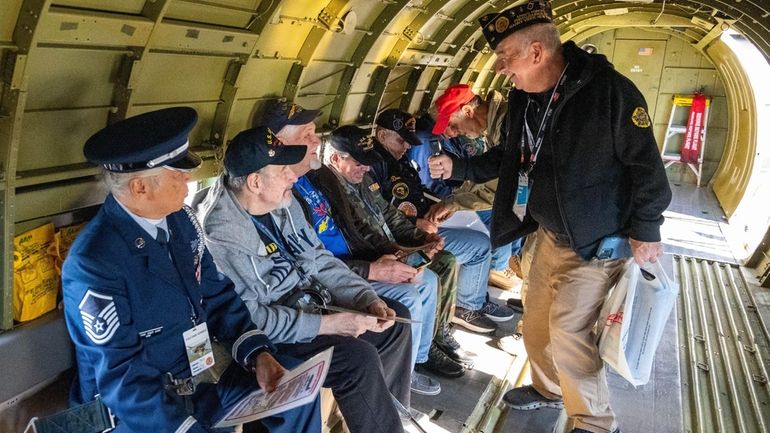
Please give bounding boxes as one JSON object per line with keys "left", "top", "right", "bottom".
{"left": 62, "top": 194, "right": 274, "bottom": 433}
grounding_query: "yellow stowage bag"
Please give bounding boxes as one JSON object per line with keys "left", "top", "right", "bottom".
{"left": 13, "top": 223, "right": 59, "bottom": 322}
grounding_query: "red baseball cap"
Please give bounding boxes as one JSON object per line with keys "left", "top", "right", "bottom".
{"left": 432, "top": 84, "right": 476, "bottom": 135}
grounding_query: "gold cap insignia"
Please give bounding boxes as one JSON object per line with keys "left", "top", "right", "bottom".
{"left": 495, "top": 16, "right": 510, "bottom": 33}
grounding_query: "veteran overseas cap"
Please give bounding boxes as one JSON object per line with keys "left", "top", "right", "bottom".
{"left": 84, "top": 107, "right": 201, "bottom": 172}
{"left": 224, "top": 126, "right": 307, "bottom": 177}
{"left": 478, "top": 0, "right": 553, "bottom": 50}
{"left": 375, "top": 109, "right": 422, "bottom": 147}
{"left": 261, "top": 99, "right": 321, "bottom": 134}
{"left": 330, "top": 125, "right": 382, "bottom": 166}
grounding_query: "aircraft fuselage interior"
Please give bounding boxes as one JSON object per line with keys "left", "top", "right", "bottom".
{"left": 1, "top": 1, "right": 769, "bottom": 432}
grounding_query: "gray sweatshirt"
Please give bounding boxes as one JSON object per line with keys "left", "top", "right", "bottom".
{"left": 197, "top": 176, "right": 380, "bottom": 344}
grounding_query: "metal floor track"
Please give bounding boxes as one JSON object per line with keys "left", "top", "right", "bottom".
{"left": 675, "top": 255, "right": 770, "bottom": 433}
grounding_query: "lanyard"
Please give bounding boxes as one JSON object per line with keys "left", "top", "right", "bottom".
{"left": 251, "top": 215, "right": 309, "bottom": 282}
{"left": 520, "top": 63, "right": 569, "bottom": 174}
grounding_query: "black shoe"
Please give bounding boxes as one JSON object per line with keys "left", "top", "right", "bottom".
{"left": 506, "top": 297, "right": 524, "bottom": 313}
{"left": 452, "top": 306, "right": 496, "bottom": 333}
{"left": 436, "top": 322, "right": 460, "bottom": 350}
{"left": 502, "top": 385, "right": 564, "bottom": 410}
{"left": 416, "top": 344, "right": 465, "bottom": 378}
{"left": 435, "top": 324, "right": 476, "bottom": 367}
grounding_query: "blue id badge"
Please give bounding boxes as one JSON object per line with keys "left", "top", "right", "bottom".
{"left": 513, "top": 172, "right": 530, "bottom": 221}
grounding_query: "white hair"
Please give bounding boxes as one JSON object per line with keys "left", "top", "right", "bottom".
{"left": 515, "top": 23, "right": 562, "bottom": 54}
{"left": 223, "top": 166, "right": 267, "bottom": 192}
{"left": 102, "top": 167, "right": 164, "bottom": 196}
{"left": 275, "top": 124, "right": 304, "bottom": 143}
{"left": 323, "top": 142, "right": 349, "bottom": 166}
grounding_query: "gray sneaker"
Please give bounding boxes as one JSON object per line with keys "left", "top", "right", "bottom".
{"left": 452, "top": 306, "right": 496, "bottom": 334}
{"left": 410, "top": 371, "right": 441, "bottom": 396}
{"left": 502, "top": 385, "right": 564, "bottom": 410}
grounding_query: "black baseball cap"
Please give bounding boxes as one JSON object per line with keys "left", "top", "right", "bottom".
{"left": 375, "top": 109, "right": 422, "bottom": 146}
{"left": 329, "top": 125, "right": 382, "bottom": 166}
{"left": 261, "top": 99, "right": 321, "bottom": 134}
{"left": 84, "top": 107, "right": 201, "bottom": 172}
{"left": 224, "top": 127, "right": 307, "bottom": 177}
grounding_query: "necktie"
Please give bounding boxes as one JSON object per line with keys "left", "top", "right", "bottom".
{"left": 156, "top": 227, "right": 169, "bottom": 252}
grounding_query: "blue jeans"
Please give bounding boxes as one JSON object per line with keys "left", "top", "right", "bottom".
{"left": 371, "top": 269, "right": 438, "bottom": 366}
{"left": 438, "top": 227, "right": 492, "bottom": 310}
{"left": 476, "top": 210, "right": 522, "bottom": 271}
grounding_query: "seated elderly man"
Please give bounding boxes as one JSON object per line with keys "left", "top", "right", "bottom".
{"left": 62, "top": 108, "right": 320, "bottom": 433}
{"left": 197, "top": 126, "right": 412, "bottom": 433}
{"left": 312, "top": 125, "right": 479, "bottom": 374}
{"left": 371, "top": 109, "right": 515, "bottom": 333}
{"left": 292, "top": 128, "right": 458, "bottom": 393}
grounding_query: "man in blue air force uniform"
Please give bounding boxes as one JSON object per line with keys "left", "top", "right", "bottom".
{"left": 62, "top": 107, "right": 320, "bottom": 433}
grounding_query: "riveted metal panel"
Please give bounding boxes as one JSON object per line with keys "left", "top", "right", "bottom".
{"left": 0, "top": 0, "right": 24, "bottom": 44}
{"left": 14, "top": 178, "right": 105, "bottom": 223}
{"left": 151, "top": 21, "right": 258, "bottom": 55}
{"left": 52, "top": 0, "right": 145, "bottom": 15}
{"left": 164, "top": 1, "right": 259, "bottom": 28}
{"left": 130, "top": 53, "right": 230, "bottom": 104}
{"left": 612, "top": 39, "right": 667, "bottom": 120}
{"left": 37, "top": 7, "right": 154, "bottom": 47}
{"left": 129, "top": 101, "right": 219, "bottom": 148}
{"left": 17, "top": 107, "right": 107, "bottom": 171}
{"left": 236, "top": 58, "right": 295, "bottom": 99}
{"left": 24, "top": 46, "right": 121, "bottom": 110}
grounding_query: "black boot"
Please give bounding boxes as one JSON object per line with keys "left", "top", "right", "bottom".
{"left": 416, "top": 344, "right": 465, "bottom": 378}
{"left": 435, "top": 323, "right": 476, "bottom": 367}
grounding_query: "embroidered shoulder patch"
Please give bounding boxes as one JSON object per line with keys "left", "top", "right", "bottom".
{"left": 631, "top": 107, "right": 651, "bottom": 128}
{"left": 78, "top": 289, "right": 121, "bottom": 345}
{"left": 397, "top": 201, "right": 418, "bottom": 217}
{"left": 369, "top": 182, "right": 380, "bottom": 192}
{"left": 392, "top": 182, "right": 410, "bottom": 199}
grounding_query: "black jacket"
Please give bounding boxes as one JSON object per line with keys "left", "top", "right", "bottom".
{"left": 292, "top": 165, "right": 398, "bottom": 278}
{"left": 452, "top": 41, "right": 671, "bottom": 259}
{"left": 370, "top": 142, "right": 432, "bottom": 220}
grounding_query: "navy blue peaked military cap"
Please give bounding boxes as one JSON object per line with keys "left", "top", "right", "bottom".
{"left": 329, "top": 125, "right": 382, "bottom": 166}
{"left": 84, "top": 107, "right": 201, "bottom": 172}
{"left": 224, "top": 126, "right": 307, "bottom": 177}
{"left": 479, "top": 0, "right": 553, "bottom": 50}
{"left": 261, "top": 99, "right": 321, "bottom": 134}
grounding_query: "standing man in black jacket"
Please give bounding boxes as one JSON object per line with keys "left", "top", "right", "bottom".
{"left": 428, "top": 2, "right": 671, "bottom": 433}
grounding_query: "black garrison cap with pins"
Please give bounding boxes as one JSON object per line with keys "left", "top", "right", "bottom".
{"left": 329, "top": 125, "right": 383, "bottom": 166}
{"left": 84, "top": 107, "right": 202, "bottom": 172}
{"left": 478, "top": 0, "right": 553, "bottom": 50}
{"left": 223, "top": 126, "right": 307, "bottom": 177}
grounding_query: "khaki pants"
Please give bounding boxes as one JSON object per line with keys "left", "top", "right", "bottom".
{"left": 524, "top": 227, "right": 624, "bottom": 433}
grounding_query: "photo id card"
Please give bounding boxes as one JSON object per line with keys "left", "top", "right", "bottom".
{"left": 513, "top": 172, "right": 530, "bottom": 221}
{"left": 183, "top": 322, "right": 215, "bottom": 376}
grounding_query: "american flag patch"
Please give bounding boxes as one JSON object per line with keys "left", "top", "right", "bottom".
{"left": 638, "top": 47, "right": 653, "bottom": 56}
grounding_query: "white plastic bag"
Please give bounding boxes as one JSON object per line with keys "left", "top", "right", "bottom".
{"left": 598, "top": 259, "right": 678, "bottom": 386}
